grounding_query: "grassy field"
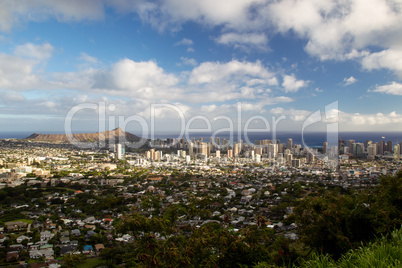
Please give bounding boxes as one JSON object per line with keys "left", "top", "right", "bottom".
{"left": 6, "top": 219, "right": 34, "bottom": 224}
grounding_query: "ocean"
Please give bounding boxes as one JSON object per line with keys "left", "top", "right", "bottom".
{"left": 2, "top": 131, "right": 401, "bottom": 148}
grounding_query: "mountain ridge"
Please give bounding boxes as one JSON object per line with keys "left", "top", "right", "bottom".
{"left": 24, "top": 128, "right": 141, "bottom": 143}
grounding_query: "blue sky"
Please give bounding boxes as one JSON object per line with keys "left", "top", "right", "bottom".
{"left": 0, "top": 0, "right": 402, "bottom": 135}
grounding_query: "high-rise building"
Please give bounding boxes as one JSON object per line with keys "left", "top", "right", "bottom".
{"left": 307, "top": 152, "right": 315, "bottom": 163}
{"left": 387, "top": 141, "right": 393, "bottom": 153}
{"left": 323, "top": 142, "right": 328, "bottom": 155}
{"left": 367, "top": 144, "right": 377, "bottom": 159}
{"left": 287, "top": 138, "right": 293, "bottom": 150}
{"left": 268, "top": 144, "right": 277, "bottom": 158}
{"left": 116, "top": 144, "right": 123, "bottom": 160}
{"left": 292, "top": 159, "right": 300, "bottom": 168}
{"left": 379, "top": 141, "right": 385, "bottom": 155}
{"left": 216, "top": 137, "right": 221, "bottom": 148}
{"left": 394, "top": 144, "right": 400, "bottom": 159}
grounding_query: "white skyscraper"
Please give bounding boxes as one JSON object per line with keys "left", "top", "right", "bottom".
{"left": 116, "top": 144, "right": 123, "bottom": 160}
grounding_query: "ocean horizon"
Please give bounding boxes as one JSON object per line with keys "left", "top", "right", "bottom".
{"left": 1, "top": 131, "right": 401, "bottom": 148}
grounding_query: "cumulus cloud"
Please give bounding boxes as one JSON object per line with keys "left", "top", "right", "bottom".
{"left": 189, "top": 60, "right": 277, "bottom": 85}
{"left": 215, "top": 32, "right": 268, "bottom": 50}
{"left": 174, "top": 38, "right": 193, "bottom": 46}
{"left": 342, "top": 76, "right": 358, "bottom": 86}
{"left": 282, "top": 74, "right": 308, "bottom": 93}
{"left": 14, "top": 42, "right": 54, "bottom": 60}
{"left": 361, "top": 48, "right": 402, "bottom": 77}
{"left": 3, "top": 1, "right": 402, "bottom": 76}
{"left": 370, "top": 81, "right": 402, "bottom": 96}
{"left": 0, "top": 0, "right": 105, "bottom": 32}
{"left": 79, "top": 53, "right": 99, "bottom": 64}
{"left": 179, "top": 57, "right": 198, "bottom": 66}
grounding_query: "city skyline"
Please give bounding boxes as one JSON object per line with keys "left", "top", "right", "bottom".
{"left": 1, "top": 1, "right": 402, "bottom": 133}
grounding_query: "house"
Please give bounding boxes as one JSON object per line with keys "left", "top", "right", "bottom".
{"left": 60, "top": 245, "right": 76, "bottom": 255}
{"left": 71, "top": 229, "right": 81, "bottom": 237}
{"left": 83, "top": 245, "right": 93, "bottom": 254}
{"left": 85, "top": 230, "right": 96, "bottom": 240}
{"left": 40, "top": 231, "right": 54, "bottom": 241}
{"left": 9, "top": 244, "right": 24, "bottom": 251}
{"left": 94, "top": 243, "right": 105, "bottom": 252}
{"left": 60, "top": 230, "right": 69, "bottom": 237}
{"left": 16, "top": 235, "right": 30, "bottom": 243}
{"left": 60, "top": 237, "right": 70, "bottom": 244}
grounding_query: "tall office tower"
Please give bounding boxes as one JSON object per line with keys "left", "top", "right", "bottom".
{"left": 291, "top": 159, "right": 300, "bottom": 168}
{"left": 250, "top": 150, "right": 255, "bottom": 160}
{"left": 255, "top": 147, "right": 263, "bottom": 155}
{"left": 278, "top": 143, "right": 285, "bottom": 154}
{"left": 387, "top": 141, "right": 393, "bottom": 153}
{"left": 216, "top": 137, "right": 221, "bottom": 148}
{"left": 222, "top": 139, "right": 229, "bottom": 149}
{"left": 116, "top": 144, "right": 123, "bottom": 160}
{"left": 188, "top": 141, "right": 194, "bottom": 157}
{"left": 365, "top": 140, "right": 373, "bottom": 149}
{"left": 200, "top": 142, "right": 208, "bottom": 156}
{"left": 284, "top": 149, "right": 291, "bottom": 157}
{"left": 216, "top": 150, "right": 220, "bottom": 158}
{"left": 155, "top": 151, "right": 160, "bottom": 161}
{"left": 207, "top": 142, "right": 211, "bottom": 156}
{"left": 347, "top": 140, "right": 355, "bottom": 151}
{"left": 323, "top": 142, "right": 328, "bottom": 154}
{"left": 286, "top": 153, "right": 293, "bottom": 164}
{"left": 379, "top": 141, "right": 385, "bottom": 155}
{"left": 268, "top": 143, "right": 277, "bottom": 158}
{"left": 209, "top": 137, "right": 214, "bottom": 150}
{"left": 353, "top": 143, "right": 364, "bottom": 157}
{"left": 150, "top": 148, "right": 155, "bottom": 160}
{"left": 233, "top": 143, "right": 239, "bottom": 157}
{"left": 199, "top": 137, "right": 203, "bottom": 142}
{"left": 227, "top": 149, "right": 233, "bottom": 158}
{"left": 191, "top": 137, "right": 196, "bottom": 144}
{"left": 181, "top": 138, "right": 185, "bottom": 148}
{"left": 287, "top": 138, "right": 293, "bottom": 150}
{"left": 307, "top": 152, "right": 315, "bottom": 163}
{"left": 338, "top": 139, "right": 345, "bottom": 153}
{"left": 394, "top": 144, "right": 400, "bottom": 159}
{"left": 367, "top": 144, "right": 377, "bottom": 159}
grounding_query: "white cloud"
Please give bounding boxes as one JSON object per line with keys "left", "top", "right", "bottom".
{"left": 371, "top": 81, "right": 402, "bottom": 96}
{"left": 79, "top": 53, "right": 99, "bottom": 64}
{"left": 0, "top": 0, "right": 105, "bottom": 32}
{"left": 174, "top": 38, "right": 193, "bottom": 46}
{"left": 180, "top": 57, "right": 198, "bottom": 66}
{"left": 14, "top": 42, "right": 54, "bottom": 60}
{"left": 215, "top": 32, "right": 268, "bottom": 50}
{"left": 361, "top": 48, "right": 402, "bottom": 77}
{"left": 93, "top": 58, "right": 180, "bottom": 100}
{"left": 270, "top": 107, "right": 311, "bottom": 121}
{"left": 342, "top": 76, "right": 358, "bottom": 86}
{"left": 189, "top": 60, "right": 277, "bottom": 85}
{"left": 282, "top": 74, "right": 308, "bottom": 93}
{"left": 201, "top": 104, "right": 217, "bottom": 113}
